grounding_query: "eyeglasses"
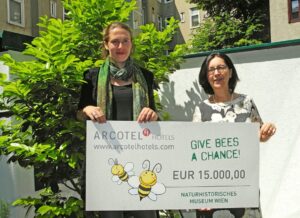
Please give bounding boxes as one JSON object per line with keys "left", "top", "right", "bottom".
{"left": 109, "top": 39, "right": 131, "bottom": 47}
{"left": 207, "top": 65, "right": 228, "bottom": 75}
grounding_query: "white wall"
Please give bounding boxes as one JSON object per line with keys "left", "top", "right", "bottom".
{"left": 269, "top": 0, "right": 300, "bottom": 42}
{"left": 160, "top": 44, "right": 300, "bottom": 218}
{"left": 0, "top": 53, "right": 80, "bottom": 218}
{"left": 1, "top": 58, "right": 36, "bottom": 218}
{"left": 0, "top": 157, "right": 35, "bottom": 218}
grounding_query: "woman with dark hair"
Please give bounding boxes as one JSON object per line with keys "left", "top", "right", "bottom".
{"left": 77, "top": 22, "right": 158, "bottom": 218}
{"left": 193, "top": 53, "right": 276, "bottom": 217}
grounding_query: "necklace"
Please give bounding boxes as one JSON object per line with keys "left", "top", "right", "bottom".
{"left": 212, "top": 93, "right": 234, "bottom": 104}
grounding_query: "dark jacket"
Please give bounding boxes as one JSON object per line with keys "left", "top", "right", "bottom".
{"left": 78, "top": 67, "right": 157, "bottom": 112}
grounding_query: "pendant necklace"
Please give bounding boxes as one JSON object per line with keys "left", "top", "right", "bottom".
{"left": 212, "top": 93, "right": 234, "bottom": 111}
{"left": 213, "top": 93, "right": 233, "bottom": 104}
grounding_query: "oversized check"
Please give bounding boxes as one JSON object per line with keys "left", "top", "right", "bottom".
{"left": 86, "top": 121, "right": 259, "bottom": 211}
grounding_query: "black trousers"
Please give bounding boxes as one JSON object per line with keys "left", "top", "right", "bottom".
{"left": 196, "top": 208, "right": 245, "bottom": 218}
{"left": 100, "top": 210, "right": 158, "bottom": 218}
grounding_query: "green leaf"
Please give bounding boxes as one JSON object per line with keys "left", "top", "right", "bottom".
{"left": 37, "top": 205, "right": 53, "bottom": 215}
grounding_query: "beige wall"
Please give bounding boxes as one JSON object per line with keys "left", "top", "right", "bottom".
{"left": 130, "top": 0, "right": 143, "bottom": 36}
{"left": 175, "top": 0, "right": 195, "bottom": 43}
{"left": 270, "top": 0, "right": 300, "bottom": 42}
{"left": 144, "top": 0, "right": 161, "bottom": 28}
{"left": 174, "top": 0, "right": 205, "bottom": 44}
{"left": 142, "top": 0, "right": 203, "bottom": 45}
{"left": 0, "top": 0, "right": 64, "bottom": 37}
{"left": 0, "top": 0, "right": 32, "bottom": 36}
{"left": 38, "top": 0, "right": 64, "bottom": 19}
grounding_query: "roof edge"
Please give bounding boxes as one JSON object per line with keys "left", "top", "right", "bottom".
{"left": 184, "top": 38, "right": 300, "bottom": 59}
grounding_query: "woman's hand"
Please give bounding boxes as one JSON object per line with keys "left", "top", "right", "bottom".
{"left": 197, "top": 208, "right": 211, "bottom": 211}
{"left": 260, "top": 122, "right": 276, "bottom": 142}
{"left": 83, "top": 106, "right": 106, "bottom": 123}
{"left": 137, "top": 107, "right": 158, "bottom": 123}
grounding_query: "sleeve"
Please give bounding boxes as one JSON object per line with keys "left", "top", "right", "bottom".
{"left": 148, "top": 75, "right": 157, "bottom": 112}
{"left": 142, "top": 68, "right": 157, "bottom": 112}
{"left": 249, "top": 98, "right": 263, "bottom": 127}
{"left": 77, "top": 68, "right": 98, "bottom": 110}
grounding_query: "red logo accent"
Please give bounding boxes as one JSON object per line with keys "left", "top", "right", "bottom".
{"left": 142, "top": 128, "right": 151, "bottom": 136}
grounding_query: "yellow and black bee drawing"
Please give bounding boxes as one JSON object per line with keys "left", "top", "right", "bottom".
{"left": 128, "top": 160, "right": 166, "bottom": 201}
{"left": 108, "top": 158, "right": 134, "bottom": 185}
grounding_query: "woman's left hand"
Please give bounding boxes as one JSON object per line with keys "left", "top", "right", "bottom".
{"left": 260, "top": 122, "right": 276, "bottom": 142}
{"left": 137, "top": 107, "right": 158, "bottom": 122}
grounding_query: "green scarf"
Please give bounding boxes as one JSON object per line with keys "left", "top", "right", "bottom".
{"left": 97, "top": 58, "right": 149, "bottom": 120}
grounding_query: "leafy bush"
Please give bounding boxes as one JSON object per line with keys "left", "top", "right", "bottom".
{"left": 0, "top": 199, "right": 10, "bottom": 218}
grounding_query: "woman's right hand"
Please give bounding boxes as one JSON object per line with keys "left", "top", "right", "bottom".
{"left": 260, "top": 122, "right": 276, "bottom": 142}
{"left": 197, "top": 208, "right": 211, "bottom": 211}
{"left": 83, "top": 106, "right": 106, "bottom": 123}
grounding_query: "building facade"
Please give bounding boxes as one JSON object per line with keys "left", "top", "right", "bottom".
{"left": 0, "top": 0, "right": 64, "bottom": 51}
{"left": 131, "top": 0, "right": 204, "bottom": 46}
{"left": 1, "top": 0, "right": 202, "bottom": 51}
{"left": 2, "top": 0, "right": 300, "bottom": 50}
{"left": 0, "top": 0, "right": 64, "bottom": 36}
{"left": 270, "top": 0, "right": 300, "bottom": 42}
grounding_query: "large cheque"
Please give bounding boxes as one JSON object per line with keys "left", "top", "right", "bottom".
{"left": 86, "top": 121, "right": 260, "bottom": 211}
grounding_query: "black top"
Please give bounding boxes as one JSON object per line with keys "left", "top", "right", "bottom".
{"left": 78, "top": 67, "right": 157, "bottom": 120}
{"left": 112, "top": 84, "right": 133, "bottom": 120}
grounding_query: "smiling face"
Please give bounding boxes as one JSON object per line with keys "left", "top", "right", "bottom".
{"left": 139, "top": 170, "right": 157, "bottom": 187}
{"left": 111, "top": 164, "right": 124, "bottom": 176}
{"left": 104, "top": 27, "right": 132, "bottom": 68}
{"left": 207, "top": 56, "right": 232, "bottom": 94}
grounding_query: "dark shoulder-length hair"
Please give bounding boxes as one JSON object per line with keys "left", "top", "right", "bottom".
{"left": 101, "top": 22, "right": 134, "bottom": 59}
{"left": 199, "top": 52, "right": 240, "bottom": 95}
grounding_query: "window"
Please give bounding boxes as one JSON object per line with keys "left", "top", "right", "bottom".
{"left": 7, "top": 0, "right": 25, "bottom": 27}
{"left": 142, "top": 8, "right": 145, "bottom": 25}
{"left": 133, "top": 20, "right": 138, "bottom": 29}
{"left": 288, "top": 0, "right": 300, "bottom": 22}
{"left": 180, "top": 12, "right": 185, "bottom": 23}
{"left": 50, "top": 0, "right": 57, "bottom": 18}
{"left": 152, "top": 7, "right": 155, "bottom": 23}
{"left": 190, "top": 7, "right": 200, "bottom": 28}
{"left": 132, "top": 11, "right": 140, "bottom": 29}
{"left": 132, "top": 3, "right": 143, "bottom": 30}
{"left": 63, "top": 7, "right": 69, "bottom": 20}
{"left": 158, "top": 16, "right": 163, "bottom": 31}
{"left": 165, "top": 0, "right": 173, "bottom": 3}
{"left": 165, "top": 17, "right": 171, "bottom": 27}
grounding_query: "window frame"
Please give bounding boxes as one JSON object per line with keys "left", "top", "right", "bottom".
{"left": 50, "top": 0, "right": 57, "bottom": 18}
{"left": 142, "top": 8, "right": 145, "bottom": 25}
{"left": 190, "top": 7, "right": 200, "bottom": 28}
{"left": 7, "top": 0, "right": 25, "bottom": 27}
{"left": 132, "top": 10, "right": 142, "bottom": 30}
{"left": 180, "top": 12, "right": 185, "bottom": 23}
{"left": 63, "top": 7, "right": 68, "bottom": 21}
{"left": 288, "top": 0, "right": 300, "bottom": 23}
{"left": 157, "top": 15, "right": 163, "bottom": 31}
{"left": 164, "top": 17, "right": 171, "bottom": 28}
{"left": 152, "top": 7, "right": 156, "bottom": 23}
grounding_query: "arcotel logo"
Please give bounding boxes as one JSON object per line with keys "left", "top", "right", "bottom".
{"left": 142, "top": 128, "right": 151, "bottom": 137}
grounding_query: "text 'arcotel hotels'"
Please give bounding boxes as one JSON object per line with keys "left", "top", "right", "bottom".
{"left": 94, "top": 130, "right": 143, "bottom": 140}
{"left": 93, "top": 129, "right": 175, "bottom": 141}
{"left": 152, "top": 134, "right": 175, "bottom": 140}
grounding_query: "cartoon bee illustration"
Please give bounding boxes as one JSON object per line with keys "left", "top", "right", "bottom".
{"left": 108, "top": 158, "right": 134, "bottom": 185}
{"left": 128, "top": 160, "right": 166, "bottom": 201}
